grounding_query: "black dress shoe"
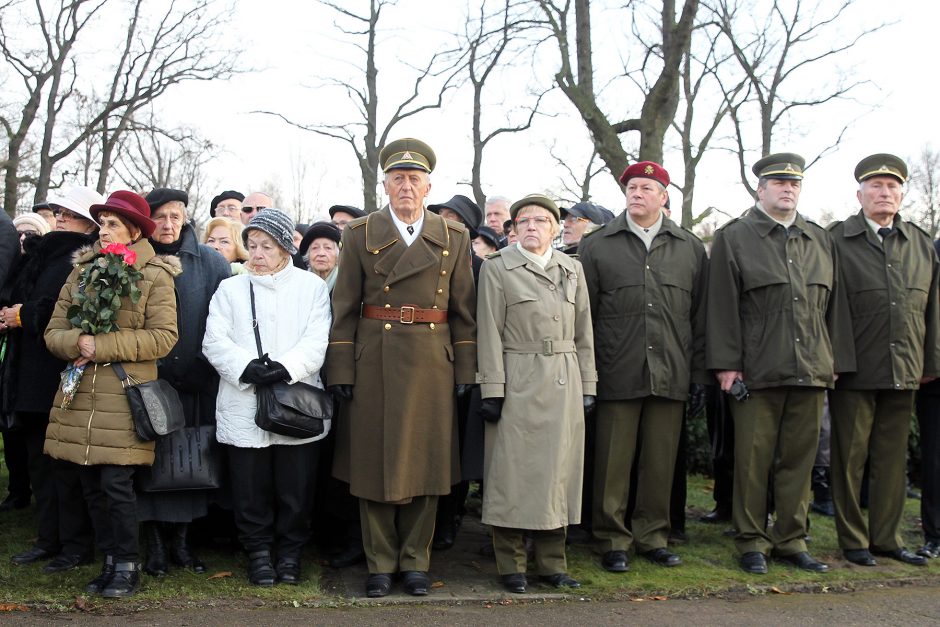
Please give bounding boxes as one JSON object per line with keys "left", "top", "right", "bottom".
{"left": 641, "top": 547, "right": 682, "bottom": 567}
{"left": 699, "top": 509, "right": 731, "bottom": 524}
{"left": 101, "top": 562, "right": 140, "bottom": 598}
{"left": 774, "top": 551, "right": 829, "bottom": 572}
{"left": 501, "top": 573, "right": 527, "bottom": 593}
{"left": 432, "top": 523, "right": 457, "bottom": 550}
{"left": 329, "top": 542, "right": 366, "bottom": 568}
{"left": 11, "top": 546, "right": 54, "bottom": 565}
{"left": 873, "top": 547, "right": 928, "bottom": 566}
{"left": 740, "top": 551, "right": 768, "bottom": 574}
{"left": 401, "top": 570, "right": 429, "bottom": 596}
{"left": 918, "top": 540, "right": 940, "bottom": 559}
{"left": 538, "top": 573, "right": 580, "bottom": 589}
{"left": 247, "top": 550, "right": 276, "bottom": 586}
{"left": 0, "top": 495, "right": 30, "bottom": 513}
{"left": 43, "top": 552, "right": 93, "bottom": 573}
{"left": 86, "top": 555, "right": 115, "bottom": 595}
{"left": 601, "top": 550, "right": 629, "bottom": 572}
{"left": 366, "top": 573, "right": 393, "bottom": 598}
{"left": 169, "top": 523, "right": 206, "bottom": 573}
{"left": 843, "top": 549, "right": 877, "bottom": 566}
{"left": 276, "top": 557, "right": 301, "bottom": 584}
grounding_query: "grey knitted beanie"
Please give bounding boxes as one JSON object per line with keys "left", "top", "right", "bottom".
{"left": 243, "top": 208, "right": 298, "bottom": 255}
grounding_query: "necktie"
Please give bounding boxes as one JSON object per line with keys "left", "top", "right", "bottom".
{"left": 878, "top": 227, "right": 893, "bottom": 239}
{"left": 407, "top": 225, "right": 414, "bottom": 235}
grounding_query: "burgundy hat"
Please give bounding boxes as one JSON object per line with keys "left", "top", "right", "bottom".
{"left": 619, "top": 161, "right": 670, "bottom": 188}
{"left": 90, "top": 190, "right": 157, "bottom": 238}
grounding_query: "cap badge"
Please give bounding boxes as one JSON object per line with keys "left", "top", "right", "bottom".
{"left": 644, "top": 165, "right": 654, "bottom": 174}
{"left": 402, "top": 151, "right": 413, "bottom": 160}
{"left": 785, "top": 163, "right": 796, "bottom": 172}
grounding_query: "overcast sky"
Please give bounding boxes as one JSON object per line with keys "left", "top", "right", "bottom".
{"left": 157, "top": 0, "right": 937, "bottom": 226}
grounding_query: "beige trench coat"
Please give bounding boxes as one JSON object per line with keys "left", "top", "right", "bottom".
{"left": 476, "top": 245, "right": 597, "bottom": 530}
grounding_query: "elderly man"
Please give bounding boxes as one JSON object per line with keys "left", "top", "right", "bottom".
{"left": 210, "top": 191, "right": 244, "bottom": 220}
{"left": 240, "top": 192, "right": 274, "bottom": 225}
{"left": 707, "top": 153, "right": 852, "bottom": 575}
{"left": 561, "top": 201, "right": 615, "bottom": 254}
{"left": 579, "top": 161, "right": 707, "bottom": 573}
{"left": 485, "top": 196, "right": 511, "bottom": 246}
{"left": 327, "top": 138, "right": 476, "bottom": 598}
{"left": 329, "top": 205, "right": 367, "bottom": 231}
{"left": 828, "top": 154, "right": 938, "bottom": 567}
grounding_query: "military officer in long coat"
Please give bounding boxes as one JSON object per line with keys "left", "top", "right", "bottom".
{"left": 828, "top": 154, "right": 938, "bottom": 567}
{"left": 579, "top": 162, "right": 708, "bottom": 573}
{"left": 707, "top": 153, "right": 853, "bottom": 575}
{"left": 326, "top": 138, "right": 477, "bottom": 598}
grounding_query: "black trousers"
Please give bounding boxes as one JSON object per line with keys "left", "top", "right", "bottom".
{"left": 917, "top": 391, "right": 940, "bottom": 542}
{"left": 80, "top": 464, "right": 139, "bottom": 562}
{"left": 227, "top": 442, "right": 319, "bottom": 558}
{"left": 313, "top": 428, "right": 361, "bottom": 549}
{"left": 2, "top": 428, "right": 31, "bottom": 503}
{"left": 706, "top": 386, "right": 734, "bottom": 514}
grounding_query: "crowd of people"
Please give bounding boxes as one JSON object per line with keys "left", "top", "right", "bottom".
{"left": 0, "top": 138, "right": 937, "bottom": 600}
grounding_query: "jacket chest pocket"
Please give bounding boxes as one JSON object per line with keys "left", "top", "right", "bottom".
{"left": 563, "top": 270, "right": 579, "bottom": 304}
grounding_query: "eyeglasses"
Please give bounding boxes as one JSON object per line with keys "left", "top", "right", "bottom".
{"left": 515, "top": 216, "right": 553, "bottom": 227}
{"left": 241, "top": 206, "right": 266, "bottom": 214}
{"left": 563, "top": 215, "right": 590, "bottom": 224}
{"left": 52, "top": 207, "right": 80, "bottom": 221}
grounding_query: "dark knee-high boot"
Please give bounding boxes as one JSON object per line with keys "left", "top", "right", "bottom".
{"left": 143, "top": 522, "right": 168, "bottom": 576}
{"left": 169, "top": 522, "right": 206, "bottom": 573}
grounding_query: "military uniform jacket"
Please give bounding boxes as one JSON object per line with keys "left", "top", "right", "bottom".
{"left": 578, "top": 213, "right": 708, "bottom": 401}
{"left": 327, "top": 207, "right": 477, "bottom": 503}
{"left": 706, "top": 207, "right": 854, "bottom": 390}
{"left": 828, "top": 211, "right": 940, "bottom": 390}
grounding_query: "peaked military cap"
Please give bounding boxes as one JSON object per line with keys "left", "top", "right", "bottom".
{"left": 379, "top": 138, "right": 436, "bottom": 173}
{"left": 854, "top": 153, "right": 908, "bottom": 183}
{"left": 509, "top": 193, "right": 560, "bottom": 222}
{"left": 752, "top": 153, "right": 805, "bottom": 180}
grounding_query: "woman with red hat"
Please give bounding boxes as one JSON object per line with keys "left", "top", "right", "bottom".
{"left": 42, "top": 190, "right": 180, "bottom": 598}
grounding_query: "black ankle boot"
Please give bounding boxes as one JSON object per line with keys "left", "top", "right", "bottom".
{"left": 247, "top": 549, "right": 275, "bottom": 586}
{"left": 101, "top": 562, "right": 140, "bottom": 598}
{"left": 85, "top": 555, "right": 115, "bottom": 595}
{"left": 143, "top": 522, "right": 168, "bottom": 576}
{"left": 169, "top": 523, "right": 206, "bottom": 573}
{"left": 810, "top": 466, "right": 835, "bottom": 517}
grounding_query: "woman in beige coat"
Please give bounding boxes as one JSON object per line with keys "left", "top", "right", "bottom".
{"left": 476, "top": 194, "right": 597, "bottom": 594}
{"left": 44, "top": 191, "right": 179, "bottom": 599}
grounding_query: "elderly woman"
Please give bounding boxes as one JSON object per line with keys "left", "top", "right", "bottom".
{"left": 203, "top": 209, "right": 331, "bottom": 586}
{"left": 135, "top": 189, "right": 231, "bottom": 577}
{"left": 476, "top": 194, "right": 596, "bottom": 594}
{"left": 297, "top": 221, "right": 341, "bottom": 288}
{"left": 203, "top": 216, "right": 249, "bottom": 275}
{"left": 13, "top": 213, "right": 50, "bottom": 253}
{"left": 3, "top": 186, "right": 101, "bottom": 572}
{"left": 43, "top": 190, "right": 179, "bottom": 598}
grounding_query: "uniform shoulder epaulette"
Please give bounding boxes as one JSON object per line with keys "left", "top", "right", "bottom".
{"left": 485, "top": 250, "right": 503, "bottom": 259}
{"left": 804, "top": 217, "right": 824, "bottom": 230}
{"left": 825, "top": 220, "right": 844, "bottom": 232}
{"left": 348, "top": 215, "right": 368, "bottom": 229}
{"left": 907, "top": 220, "right": 932, "bottom": 240}
{"left": 716, "top": 216, "right": 742, "bottom": 231}
{"left": 444, "top": 218, "right": 467, "bottom": 233}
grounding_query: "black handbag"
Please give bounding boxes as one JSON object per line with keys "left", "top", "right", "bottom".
{"left": 249, "top": 283, "right": 330, "bottom": 439}
{"left": 137, "top": 400, "right": 221, "bottom": 492}
{"left": 112, "top": 362, "right": 185, "bottom": 441}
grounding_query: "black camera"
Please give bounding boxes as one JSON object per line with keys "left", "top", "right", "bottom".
{"left": 730, "top": 378, "right": 749, "bottom": 402}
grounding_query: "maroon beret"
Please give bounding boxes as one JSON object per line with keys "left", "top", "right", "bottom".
{"left": 619, "top": 161, "right": 670, "bottom": 188}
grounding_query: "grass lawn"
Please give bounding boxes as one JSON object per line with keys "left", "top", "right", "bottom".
{"left": 0, "top": 472, "right": 937, "bottom": 613}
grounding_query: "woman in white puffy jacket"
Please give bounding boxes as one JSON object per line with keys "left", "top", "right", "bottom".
{"left": 202, "top": 209, "right": 331, "bottom": 587}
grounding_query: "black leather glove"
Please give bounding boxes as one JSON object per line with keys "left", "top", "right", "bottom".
{"left": 688, "top": 383, "right": 706, "bottom": 417}
{"left": 329, "top": 384, "right": 354, "bottom": 401}
{"left": 240, "top": 358, "right": 271, "bottom": 384}
{"left": 583, "top": 394, "right": 596, "bottom": 416}
{"left": 456, "top": 383, "right": 476, "bottom": 398}
{"left": 479, "top": 397, "right": 504, "bottom": 424}
{"left": 257, "top": 360, "right": 290, "bottom": 385}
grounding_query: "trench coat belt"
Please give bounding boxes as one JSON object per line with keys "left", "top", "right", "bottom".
{"left": 361, "top": 304, "right": 448, "bottom": 324}
{"left": 503, "top": 339, "right": 577, "bottom": 356}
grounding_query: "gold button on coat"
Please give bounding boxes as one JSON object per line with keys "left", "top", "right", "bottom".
{"left": 384, "top": 323, "right": 392, "bottom": 330}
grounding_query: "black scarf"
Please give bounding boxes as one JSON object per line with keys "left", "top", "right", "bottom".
{"left": 150, "top": 237, "right": 184, "bottom": 256}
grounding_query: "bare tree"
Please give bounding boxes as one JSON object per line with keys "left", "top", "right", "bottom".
{"left": 256, "top": 0, "right": 463, "bottom": 213}
{"left": 533, "top": 0, "right": 698, "bottom": 184}
{"left": 548, "top": 141, "right": 607, "bottom": 205}
{"left": 907, "top": 145, "right": 940, "bottom": 239}
{"left": 708, "top": 0, "right": 884, "bottom": 196}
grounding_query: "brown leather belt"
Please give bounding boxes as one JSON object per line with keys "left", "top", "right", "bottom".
{"left": 362, "top": 304, "right": 448, "bottom": 324}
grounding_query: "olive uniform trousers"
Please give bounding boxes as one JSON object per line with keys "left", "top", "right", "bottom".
{"left": 360, "top": 496, "right": 438, "bottom": 574}
{"left": 731, "top": 387, "right": 823, "bottom": 556}
{"left": 829, "top": 389, "right": 913, "bottom": 551}
{"left": 592, "top": 397, "right": 684, "bottom": 553}
{"left": 492, "top": 526, "right": 567, "bottom": 576}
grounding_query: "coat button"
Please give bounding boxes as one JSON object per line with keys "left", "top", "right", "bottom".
{"left": 553, "top": 315, "right": 560, "bottom": 321}
{"left": 384, "top": 323, "right": 392, "bottom": 330}
{"left": 384, "top": 286, "right": 390, "bottom": 293}
{"left": 549, "top": 285, "right": 556, "bottom": 290}
{"left": 385, "top": 304, "right": 391, "bottom": 308}
{"left": 429, "top": 323, "right": 435, "bottom": 330}
{"left": 441, "top": 270, "right": 447, "bottom": 276}
{"left": 437, "top": 288, "right": 443, "bottom": 294}
{"left": 558, "top": 378, "right": 566, "bottom": 385}
{"left": 443, "top": 250, "right": 450, "bottom": 257}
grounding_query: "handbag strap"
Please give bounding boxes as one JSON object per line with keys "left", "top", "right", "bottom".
{"left": 249, "top": 283, "right": 264, "bottom": 359}
{"left": 111, "top": 362, "right": 131, "bottom": 389}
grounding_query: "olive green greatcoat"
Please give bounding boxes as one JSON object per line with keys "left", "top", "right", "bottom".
{"left": 828, "top": 211, "right": 940, "bottom": 389}
{"left": 577, "top": 213, "right": 708, "bottom": 401}
{"left": 327, "top": 208, "right": 477, "bottom": 503}
{"left": 706, "top": 207, "right": 854, "bottom": 388}
{"left": 43, "top": 240, "right": 181, "bottom": 467}
{"left": 476, "top": 245, "right": 597, "bottom": 531}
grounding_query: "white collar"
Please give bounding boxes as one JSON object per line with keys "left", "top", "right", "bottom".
{"left": 515, "top": 242, "right": 552, "bottom": 268}
{"left": 389, "top": 208, "right": 424, "bottom": 246}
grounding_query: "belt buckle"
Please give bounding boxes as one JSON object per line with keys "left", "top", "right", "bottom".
{"left": 400, "top": 305, "right": 416, "bottom": 324}
{"left": 542, "top": 338, "right": 553, "bottom": 356}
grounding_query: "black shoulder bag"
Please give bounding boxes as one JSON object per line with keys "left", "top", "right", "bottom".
{"left": 250, "top": 283, "right": 330, "bottom": 439}
{"left": 112, "top": 362, "right": 184, "bottom": 442}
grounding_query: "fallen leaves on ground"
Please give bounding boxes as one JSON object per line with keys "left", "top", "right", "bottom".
{"left": 73, "top": 597, "right": 95, "bottom": 612}
{"left": 770, "top": 587, "right": 792, "bottom": 595}
{"left": 0, "top": 603, "right": 28, "bottom": 612}
{"left": 207, "top": 571, "right": 232, "bottom": 580}
{"left": 630, "top": 595, "right": 669, "bottom": 602}
{"left": 431, "top": 581, "right": 445, "bottom": 589}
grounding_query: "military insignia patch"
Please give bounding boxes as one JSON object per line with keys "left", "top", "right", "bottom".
{"left": 402, "top": 151, "right": 413, "bottom": 160}
{"left": 644, "top": 165, "right": 654, "bottom": 174}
